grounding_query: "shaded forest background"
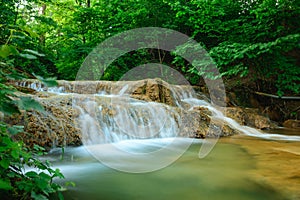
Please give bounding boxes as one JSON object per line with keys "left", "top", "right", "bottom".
{"left": 1, "top": 0, "right": 299, "bottom": 95}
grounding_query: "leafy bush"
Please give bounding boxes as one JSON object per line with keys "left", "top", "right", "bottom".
{"left": 0, "top": 69, "right": 65, "bottom": 199}
{"left": 0, "top": 123, "right": 65, "bottom": 200}
{"left": 1, "top": 8, "right": 66, "bottom": 197}
{"left": 0, "top": 58, "right": 65, "bottom": 199}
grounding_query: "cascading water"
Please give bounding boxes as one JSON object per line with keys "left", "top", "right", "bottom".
{"left": 76, "top": 97, "right": 181, "bottom": 144}
{"left": 16, "top": 79, "right": 300, "bottom": 143}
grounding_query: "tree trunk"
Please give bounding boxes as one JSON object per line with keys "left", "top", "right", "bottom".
{"left": 39, "top": 4, "right": 47, "bottom": 46}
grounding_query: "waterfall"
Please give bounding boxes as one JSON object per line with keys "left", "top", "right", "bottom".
{"left": 75, "top": 96, "right": 182, "bottom": 145}
{"left": 15, "top": 79, "right": 300, "bottom": 143}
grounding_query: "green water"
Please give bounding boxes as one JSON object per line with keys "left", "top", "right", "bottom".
{"left": 49, "top": 140, "right": 287, "bottom": 200}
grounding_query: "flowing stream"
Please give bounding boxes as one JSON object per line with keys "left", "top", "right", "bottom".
{"left": 19, "top": 80, "right": 300, "bottom": 199}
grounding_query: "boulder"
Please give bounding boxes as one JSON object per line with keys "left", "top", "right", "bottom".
{"left": 283, "top": 120, "right": 300, "bottom": 129}
{"left": 225, "top": 107, "right": 277, "bottom": 129}
{"left": 181, "top": 107, "right": 239, "bottom": 138}
{"left": 129, "top": 79, "right": 176, "bottom": 106}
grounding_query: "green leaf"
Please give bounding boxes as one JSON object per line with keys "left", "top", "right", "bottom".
{"left": 7, "top": 125, "right": 24, "bottom": 135}
{"left": 19, "top": 53, "right": 37, "bottom": 60}
{"left": 0, "top": 100, "right": 20, "bottom": 116}
{"left": 0, "top": 45, "right": 19, "bottom": 58}
{"left": 0, "top": 159, "right": 10, "bottom": 169}
{"left": 65, "top": 181, "right": 76, "bottom": 187}
{"left": 23, "top": 49, "right": 45, "bottom": 57}
{"left": 16, "top": 96, "right": 44, "bottom": 112}
{"left": 0, "top": 179, "right": 13, "bottom": 190}
{"left": 31, "top": 191, "right": 48, "bottom": 200}
{"left": 11, "top": 150, "right": 19, "bottom": 159}
{"left": 6, "top": 71, "right": 27, "bottom": 80}
{"left": 33, "top": 144, "right": 45, "bottom": 152}
{"left": 33, "top": 73, "right": 58, "bottom": 87}
{"left": 39, "top": 172, "right": 51, "bottom": 181}
{"left": 26, "top": 171, "right": 38, "bottom": 178}
{"left": 53, "top": 169, "right": 64, "bottom": 179}
{"left": 57, "top": 191, "right": 64, "bottom": 200}
{"left": 22, "top": 26, "right": 39, "bottom": 38}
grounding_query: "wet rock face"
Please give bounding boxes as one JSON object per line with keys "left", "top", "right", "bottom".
{"left": 180, "top": 108, "right": 240, "bottom": 138}
{"left": 9, "top": 95, "right": 82, "bottom": 150}
{"left": 225, "top": 107, "right": 277, "bottom": 129}
{"left": 130, "top": 79, "right": 176, "bottom": 106}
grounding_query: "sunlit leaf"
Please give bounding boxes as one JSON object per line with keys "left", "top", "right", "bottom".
{"left": 23, "top": 49, "right": 45, "bottom": 57}
{"left": 22, "top": 26, "right": 39, "bottom": 38}
{"left": 19, "top": 53, "right": 37, "bottom": 60}
{"left": 0, "top": 45, "right": 19, "bottom": 58}
{"left": 65, "top": 181, "right": 76, "bottom": 187}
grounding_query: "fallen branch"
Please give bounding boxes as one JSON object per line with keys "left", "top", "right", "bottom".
{"left": 254, "top": 92, "right": 300, "bottom": 100}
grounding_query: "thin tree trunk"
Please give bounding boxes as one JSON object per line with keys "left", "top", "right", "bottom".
{"left": 39, "top": 4, "right": 47, "bottom": 46}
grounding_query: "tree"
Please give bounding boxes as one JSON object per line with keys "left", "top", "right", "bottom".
{"left": 169, "top": 0, "right": 300, "bottom": 95}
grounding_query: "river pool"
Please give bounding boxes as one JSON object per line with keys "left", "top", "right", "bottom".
{"left": 46, "top": 132, "right": 300, "bottom": 200}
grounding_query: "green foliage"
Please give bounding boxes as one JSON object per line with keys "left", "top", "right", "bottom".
{"left": 42, "top": 0, "right": 176, "bottom": 80}
{"left": 0, "top": 123, "right": 65, "bottom": 200}
{"left": 0, "top": 67, "right": 65, "bottom": 199}
{"left": 0, "top": 58, "right": 65, "bottom": 200}
{"left": 169, "top": 0, "right": 300, "bottom": 94}
{"left": 0, "top": 2, "right": 67, "bottom": 199}
{"left": 2, "top": 0, "right": 299, "bottom": 94}
{"left": 34, "top": 73, "right": 58, "bottom": 87}
{"left": 0, "top": 0, "right": 57, "bottom": 78}
{"left": 1, "top": 1, "right": 299, "bottom": 198}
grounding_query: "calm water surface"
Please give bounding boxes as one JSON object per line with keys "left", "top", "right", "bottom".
{"left": 47, "top": 138, "right": 293, "bottom": 200}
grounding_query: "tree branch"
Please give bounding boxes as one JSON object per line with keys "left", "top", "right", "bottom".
{"left": 254, "top": 92, "right": 300, "bottom": 100}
